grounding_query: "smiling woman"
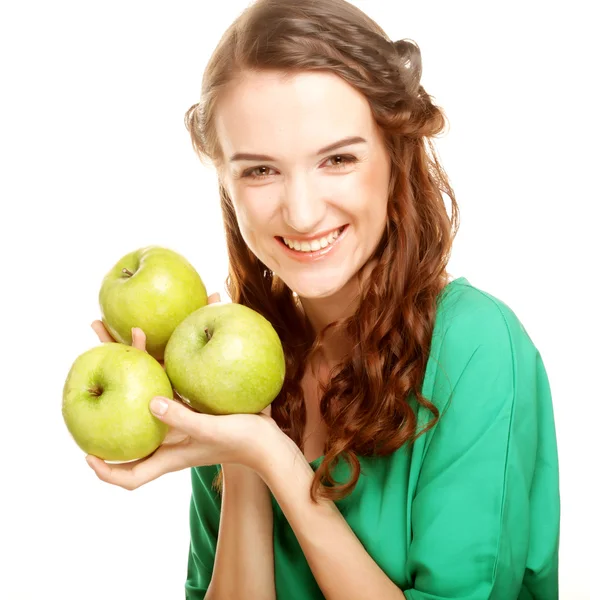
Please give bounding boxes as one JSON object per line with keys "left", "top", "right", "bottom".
{"left": 86, "top": 0, "right": 560, "bottom": 598}
{"left": 176, "top": 1, "right": 560, "bottom": 599}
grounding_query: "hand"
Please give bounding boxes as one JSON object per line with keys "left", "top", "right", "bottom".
{"left": 85, "top": 293, "right": 279, "bottom": 490}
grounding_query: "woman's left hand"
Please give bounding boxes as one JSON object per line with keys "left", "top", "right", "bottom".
{"left": 86, "top": 398, "right": 279, "bottom": 490}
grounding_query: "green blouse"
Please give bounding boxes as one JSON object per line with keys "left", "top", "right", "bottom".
{"left": 185, "top": 277, "right": 560, "bottom": 599}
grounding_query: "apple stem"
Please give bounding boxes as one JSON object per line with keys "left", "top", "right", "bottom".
{"left": 122, "top": 268, "right": 134, "bottom": 277}
{"left": 88, "top": 385, "right": 103, "bottom": 397}
{"left": 204, "top": 328, "right": 212, "bottom": 342}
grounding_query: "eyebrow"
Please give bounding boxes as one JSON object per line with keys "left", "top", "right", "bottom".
{"left": 228, "top": 136, "right": 367, "bottom": 162}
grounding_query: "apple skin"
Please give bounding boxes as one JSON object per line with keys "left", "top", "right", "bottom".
{"left": 62, "top": 343, "right": 172, "bottom": 461}
{"left": 99, "top": 246, "right": 208, "bottom": 361}
{"left": 164, "top": 303, "right": 286, "bottom": 415}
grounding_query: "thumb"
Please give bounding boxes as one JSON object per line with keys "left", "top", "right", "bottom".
{"left": 150, "top": 396, "right": 213, "bottom": 432}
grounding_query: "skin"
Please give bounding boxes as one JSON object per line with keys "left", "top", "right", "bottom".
{"left": 86, "top": 71, "right": 406, "bottom": 599}
{"left": 217, "top": 70, "right": 391, "bottom": 364}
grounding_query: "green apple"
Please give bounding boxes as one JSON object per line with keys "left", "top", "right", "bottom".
{"left": 62, "top": 343, "right": 172, "bottom": 461}
{"left": 99, "top": 246, "right": 208, "bottom": 361}
{"left": 164, "top": 303, "right": 285, "bottom": 414}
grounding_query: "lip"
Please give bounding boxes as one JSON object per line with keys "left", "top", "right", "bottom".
{"left": 275, "top": 224, "right": 349, "bottom": 262}
{"left": 279, "top": 226, "right": 344, "bottom": 242}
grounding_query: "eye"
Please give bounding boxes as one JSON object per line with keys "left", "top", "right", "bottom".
{"left": 242, "top": 165, "right": 277, "bottom": 180}
{"left": 324, "top": 154, "right": 358, "bottom": 169}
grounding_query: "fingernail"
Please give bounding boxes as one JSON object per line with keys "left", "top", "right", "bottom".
{"left": 150, "top": 397, "right": 168, "bottom": 416}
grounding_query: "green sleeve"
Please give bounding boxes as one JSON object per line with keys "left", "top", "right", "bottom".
{"left": 185, "top": 465, "right": 221, "bottom": 599}
{"left": 404, "top": 303, "right": 559, "bottom": 599}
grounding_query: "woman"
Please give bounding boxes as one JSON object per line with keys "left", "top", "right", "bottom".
{"left": 87, "top": 0, "right": 560, "bottom": 598}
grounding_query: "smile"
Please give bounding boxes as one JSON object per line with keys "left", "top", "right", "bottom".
{"left": 275, "top": 225, "right": 349, "bottom": 262}
{"left": 281, "top": 226, "right": 346, "bottom": 252}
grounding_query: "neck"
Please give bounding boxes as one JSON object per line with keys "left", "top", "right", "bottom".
{"left": 298, "top": 294, "right": 356, "bottom": 367}
{"left": 297, "top": 267, "right": 453, "bottom": 369}
{"left": 298, "top": 259, "right": 378, "bottom": 367}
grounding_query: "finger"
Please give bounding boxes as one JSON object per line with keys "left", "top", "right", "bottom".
{"left": 149, "top": 396, "right": 218, "bottom": 436}
{"left": 207, "top": 292, "right": 221, "bottom": 304}
{"left": 160, "top": 426, "right": 189, "bottom": 446}
{"left": 92, "top": 320, "right": 115, "bottom": 343}
{"left": 86, "top": 451, "right": 158, "bottom": 490}
{"left": 131, "top": 327, "right": 147, "bottom": 351}
{"left": 86, "top": 442, "right": 194, "bottom": 490}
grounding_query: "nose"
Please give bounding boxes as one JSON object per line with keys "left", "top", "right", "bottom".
{"left": 280, "top": 174, "right": 326, "bottom": 234}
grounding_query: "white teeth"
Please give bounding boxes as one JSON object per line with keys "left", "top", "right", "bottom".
{"left": 282, "top": 227, "right": 343, "bottom": 253}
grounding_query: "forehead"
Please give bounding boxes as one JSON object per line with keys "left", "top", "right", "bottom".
{"left": 215, "top": 70, "right": 376, "bottom": 160}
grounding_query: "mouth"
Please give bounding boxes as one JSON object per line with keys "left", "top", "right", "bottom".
{"left": 275, "top": 224, "right": 349, "bottom": 262}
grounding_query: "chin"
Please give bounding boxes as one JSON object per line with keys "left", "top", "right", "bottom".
{"left": 296, "top": 287, "right": 341, "bottom": 300}
{"left": 287, "top": 274, "right": 350, "bottom": 301}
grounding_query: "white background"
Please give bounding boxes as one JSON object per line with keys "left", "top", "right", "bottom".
{"left": 1, "top": 0, "right": 588, "bottom": 598}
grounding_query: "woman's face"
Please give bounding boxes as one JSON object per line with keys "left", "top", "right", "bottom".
{"left": 215, "top": 70, "right": 391, "bottom": 300}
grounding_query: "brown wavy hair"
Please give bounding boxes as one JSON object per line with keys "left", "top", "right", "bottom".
{"left": 184, "top": 0, "right": 460, "bottom": 503}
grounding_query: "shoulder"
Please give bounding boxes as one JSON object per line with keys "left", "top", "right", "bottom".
{"left": 434, "top": 276, "right": 535, "bottom": 358}
{"left": 424, "top": 277, "right": 541, "bottom": 419}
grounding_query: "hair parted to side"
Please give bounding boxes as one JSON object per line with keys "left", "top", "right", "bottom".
{"left": 185, "top": 0, "right": 460, "bottom": 503}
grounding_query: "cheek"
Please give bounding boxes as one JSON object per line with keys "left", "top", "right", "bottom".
{"left": 341, "top": 171, "right": 389, "bottom": 219}
{"left": 230, "top": 187, "right": 277, "bottom": 241}
{"left": 360, "top": 160, "right": 390, "bottom": 216}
